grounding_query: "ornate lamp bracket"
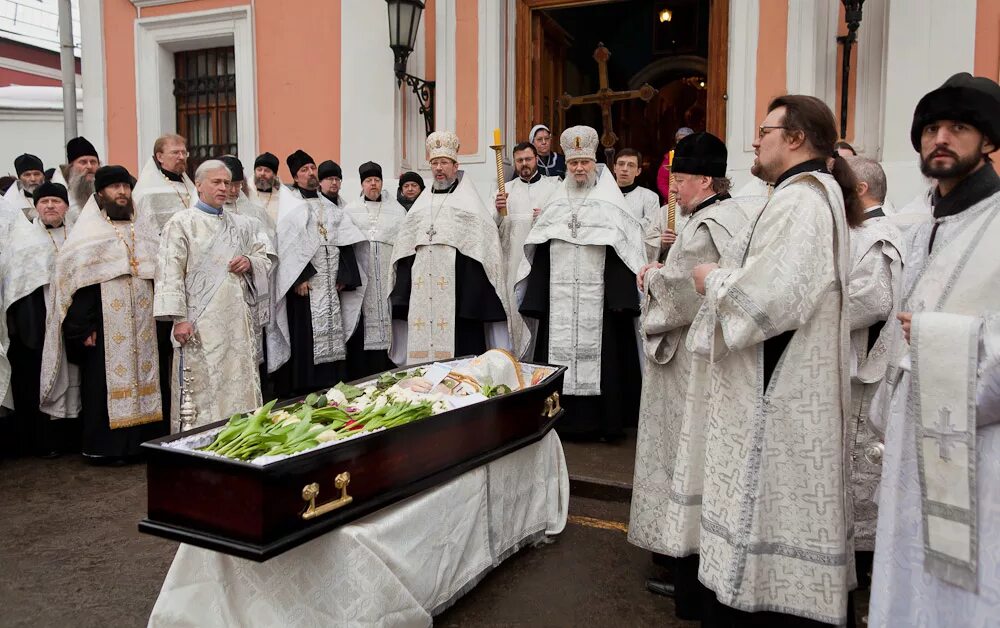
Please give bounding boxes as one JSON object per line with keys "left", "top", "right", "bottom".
{"left": 836, "top": 0, "right": 866, "bottom": 140}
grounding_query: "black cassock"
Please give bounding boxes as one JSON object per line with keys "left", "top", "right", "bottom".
{"left": 5, "top": 288, "right": 62, "bottom": 455}
{"left": 345, "top": 314, "right": 396, "bottom": 382}
{"left": 272, "top": 247, "right": 363, "bottom": 398}
{"left": 63, "top": 284, "right": 172, "bottom": 460}
{"left": 389, "top": 252, "right": 507, "bottom": 359}
{"left": 519, "top": 242, "right": 641, "bottom": 441}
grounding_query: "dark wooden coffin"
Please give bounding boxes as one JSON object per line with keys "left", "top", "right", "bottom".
{"left": 139, "top": 363, "right": 565, "bottom": 561}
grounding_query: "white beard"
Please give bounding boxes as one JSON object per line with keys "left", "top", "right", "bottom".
{"left": 567, "top": 171, "right": 598, "bottom": 198}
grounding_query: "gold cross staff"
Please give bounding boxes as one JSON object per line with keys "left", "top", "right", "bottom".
{"left": 558, "top": 43, "right": 658, "bottom": 150}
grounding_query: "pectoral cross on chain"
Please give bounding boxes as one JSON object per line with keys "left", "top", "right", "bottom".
{"left": 567, "top": 213, "right": 582, "bottom": 238}
{"left": 928, "top": 406, "right": 967, "bottom": 461}
{"left": 426, "top": 225, "right": 438, "bottom": 241}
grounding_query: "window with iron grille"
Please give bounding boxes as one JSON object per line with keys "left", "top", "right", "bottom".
{"left": 174, "top": 47, "right": 238, "bottom": 176}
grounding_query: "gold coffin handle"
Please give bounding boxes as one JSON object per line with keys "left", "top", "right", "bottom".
{"left": 301, "top": 472, "right": 354, "bottom": 521}
{"left": 541, "top": 392, "right": 562, "bottom": 418}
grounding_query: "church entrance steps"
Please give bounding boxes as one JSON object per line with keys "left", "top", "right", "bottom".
{"left": 562, "top": 428, "right": 636, "bottom": 503}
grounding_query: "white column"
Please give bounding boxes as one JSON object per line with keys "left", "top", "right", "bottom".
{"left": 880, "top": 0, "right": 976, "bottom": 207}
{"left": 79, "top": 0, "right": 107, "bottom": 159}
{"left": 724, "top": 0, "right": 759, "bottom": 191}
{"left": 340, "top": 0, "right": 398, "bottom": 199}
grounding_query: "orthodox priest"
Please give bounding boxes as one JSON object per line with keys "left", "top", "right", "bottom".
{"left": 627, "top": 132, "right": 758, "bottom": 620}
{"left": 219, "top": 154, "right": 276, "bottom": 243}
{"left": 154, "top": 160, "right": 273, "bottom": 430}
{"left": 268, "top": 149, "right": 365, "bottom": 396}
{"left": 843, "top": 155, "right": 904, "bottom": 584}
{"left": 40, "top": 166, "right": 171, "bottom": 462}
{"left": 3, "top": 153, "right": 45, "bottom": 221}
{"left": 133, "top": 134, "right": 198, "bottom": 234}
{"left": 52, "top": 136, "right": 100, "bottom": 223}
{"left": 515, "top": 126, "right": 645, "bottom": 441}
{"left": 686, "top": 95, "right": 863, "bottom": 625}
{"left": 344, "top": 161, "right": 406, "bottom": 379}
{"left": 494, "top": 141, "right": 560, "bottom": 357}
{"left": 253, "top": 152, "right": 282, "bottom": 223}
{"left": 389, "top": 131, "right": 514, "bottom": 365}
{"left": 868, "top": 73, "right": 1000, "bottom": 628}
{"left": 318, "top": 160, "right": 346, "bottom": 207}
{"left": 1, "top": 182, "right": 75, "bottom": 456}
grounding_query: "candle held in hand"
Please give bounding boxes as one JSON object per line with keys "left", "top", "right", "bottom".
{"left": 668, "top": 149, "right": 674, "bottom": 166}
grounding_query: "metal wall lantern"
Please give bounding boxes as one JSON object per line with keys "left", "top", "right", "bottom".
{"left": 387, "top": 0, "right": 436, "bottom": 135}
{"left": 837, "top": 0, "right": 865, "bottom": 139}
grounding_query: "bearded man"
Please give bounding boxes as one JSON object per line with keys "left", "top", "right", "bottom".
{"left": 1, "top": 182, "right": 76, "bottom": 456}
{"left": 516, "top": 126, "right": 645, "bottom": 441}
{"left": 628, "top": 132, "right": 759, "bottom": 620}
{"left": 343, "top": 161, "right": 407, "bottom": 378}
{"left": 868, "top": 72, "right": 1000, "bottom": 628}
{"left": 3, "top": 153, "right": 45, "bottom": 221}
{"left": 52, "top": 136, "right": 100, "bottom": 224}
{"left": 133, "top": 134, "right": 199, "bottom": 233}
{"left": 318, "top": 160, "right": 345, "bottom": 207}
{"left": 155, "top": 160, "right": 273, "bottom": 430}
{"left": 253, "top": 152, "right": 281, "bottom": 223}
{"left": 494, "top": 141, "right": 559, "bottom": 357}
{"left": 687, "top": 95, "right": 863, "bottom": 625}
{"left": 268, "top": 150, "right": 364, "bottom": 396}
{"left": 40, "top": 166, "right": 172, "bottom": 462}
{"left": 389, "top": 131, "right": 514, "bottom": 364}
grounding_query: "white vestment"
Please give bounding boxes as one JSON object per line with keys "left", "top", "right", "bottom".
{"left": 389, "top": 173, "right": 514, "bottom": 365}
{"left": 345, "top": 191, "right": 407, "bottom": 352}
{"left": 39, "top": 197, "right": 164, "bottom": 427}
{"left": 498, "top": 174, "right": 559, "bottom": 358}
{"left": 686, "top": 171, "right": 854, "bottom": 625}
{"left": 154, "top": 206, "right": 274, "bottom": 430}
{"left": 133, "top": 157, "right": 199, "bottom": 234}
{"left": 628, "top": 195, "right": 759, "bottom": 557}
{"left": 846, "top": 211, "right": 903, "bottom": 551}
{"left": 2, "top": 182, "right": 35, "bottom": 222}
{"left": 868, "top": 189, "right": 1000, "bottom": 627}
{"left": 267, "top": 187, "right": 367, "bottom": 373}
{"left": 0, "top": 215, "right": 73, "bottom": 411}
{"left": 514, "top": 166, "right": 645, "bottom": 391}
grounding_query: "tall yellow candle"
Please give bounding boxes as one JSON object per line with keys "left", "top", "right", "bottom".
{"left": 493, "top": 128, "right": 502, "bottom": 146}
{"left": 668, "top": 149, "right": 674, "bottom": 166}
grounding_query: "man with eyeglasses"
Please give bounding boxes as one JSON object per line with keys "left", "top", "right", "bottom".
{"left": 132, "top": 134, "right": 198, "bottom": 234}
{"left": 687, "top": 95, "right": 865, "bottom": 626}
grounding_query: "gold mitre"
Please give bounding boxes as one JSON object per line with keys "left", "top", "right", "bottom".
{"left": 561, "top": 125, "right": 599, "bottom": 161}
{"left": 426, "top": 131, "right": 461, "bottom": 162}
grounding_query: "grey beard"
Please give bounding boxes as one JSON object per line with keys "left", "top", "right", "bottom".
{"left": 432, "top": 176, "right": 457, "bottom": 191}
{"left": 568, "top": 171, "right": 598, "bottom": 196}
{"left": 254, "top": 175, "right": 274, "bottom": 191}
{"left": 69, "top": 171, "right": 95, "bottom": 203}
{"left": 21, "top": 181, "right": 40, "bottom": 195}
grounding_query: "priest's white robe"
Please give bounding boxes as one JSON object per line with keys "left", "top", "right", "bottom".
{"left": 498, "top": 174, "right": 559, "bottom": 358}
{"left": 622, "top": 184, "right": 660, "bottom": 224}
{"left": 628, "top": 195, "right": 759, "bottom": 558}
{"left": 686, "top": 171, "right": 854, "bottom": 625}
{"left": 2, "top": 182, "right": 35, "bottom": 222}
{"left": 154, "top": 206, "right": 274, "bottom": 430}
{"left": 345, "top": 191, "right": 407, "bottom": 353}
{"left": 868, "top": 190, "right": 1000, "bottom": 628}
{"left": 133, "top": 157, "right": 198, "bottom": 234}
{"left": 389, "top": 173, "right": 515, "bottom": 365}
{"left": 845, "top": 212, "right": 903, "bottom": 552}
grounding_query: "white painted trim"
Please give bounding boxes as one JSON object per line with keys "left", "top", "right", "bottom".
{"left": 80, "top": 0, "right": 108, "bottom": 160}
{"left": 785, "top": 0, "right": 837, "bottom": 104}
{"left": 462, "top": 0, "right": 491, "bottom": 165}
{"left": 133, "top": 6, "right": 258, "bottom": 168}
{"left": 851, "top": 0, "right": 889, "bottom": 157}
{"left": 726, "top": 0, "right": 758, "bottom": 170}
{"left": 437, "top": 0, "right": 456, "bottom": 136}
{"left": 0, "top": 108, "right": 84, "bottom": 122}
{"left": 0, "top": 57, "right": 80, "bottom": 82}
{"left": 130, "top": 0, "right": 194, "bottom": 8}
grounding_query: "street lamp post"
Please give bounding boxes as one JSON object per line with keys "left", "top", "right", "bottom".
{"left": 837, "top": 0, "right": 865, "bottom": 140}
{"left": 387, "top": 0, "right": 436, "bottom": 136}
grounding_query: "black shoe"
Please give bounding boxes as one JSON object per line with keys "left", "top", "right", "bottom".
{"left": 646, "top": 578, "right": 675, "bottom": 597}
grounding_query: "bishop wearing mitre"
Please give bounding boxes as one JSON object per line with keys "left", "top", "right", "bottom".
{"left": 515, "top": 126, "right": 645, "bottom": 441}
{"left": 389, "top": 131, "right": 515, "bottom": 365}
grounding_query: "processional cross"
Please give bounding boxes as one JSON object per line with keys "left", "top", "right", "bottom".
{"left": 558, "top": 43, "right": 658, "bottom": 162}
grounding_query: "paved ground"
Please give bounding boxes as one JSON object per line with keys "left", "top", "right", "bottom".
{"left": 0, "top": 450, "right": 690, "bottom": 628}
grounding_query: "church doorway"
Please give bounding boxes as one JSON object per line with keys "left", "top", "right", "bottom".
{"left": 515, "top": 0, "right": 728, "bottom": 192}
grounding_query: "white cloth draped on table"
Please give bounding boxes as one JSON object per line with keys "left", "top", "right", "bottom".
{"left": 147, "top": 431, "right": 569, "bottom": 628}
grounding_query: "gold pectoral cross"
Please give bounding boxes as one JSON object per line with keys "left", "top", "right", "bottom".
{"left": 318, "top": 224, "right": 328, "bottom": 240}
{"left": 130, "top": 256, "right": 140, "bottom": 276}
